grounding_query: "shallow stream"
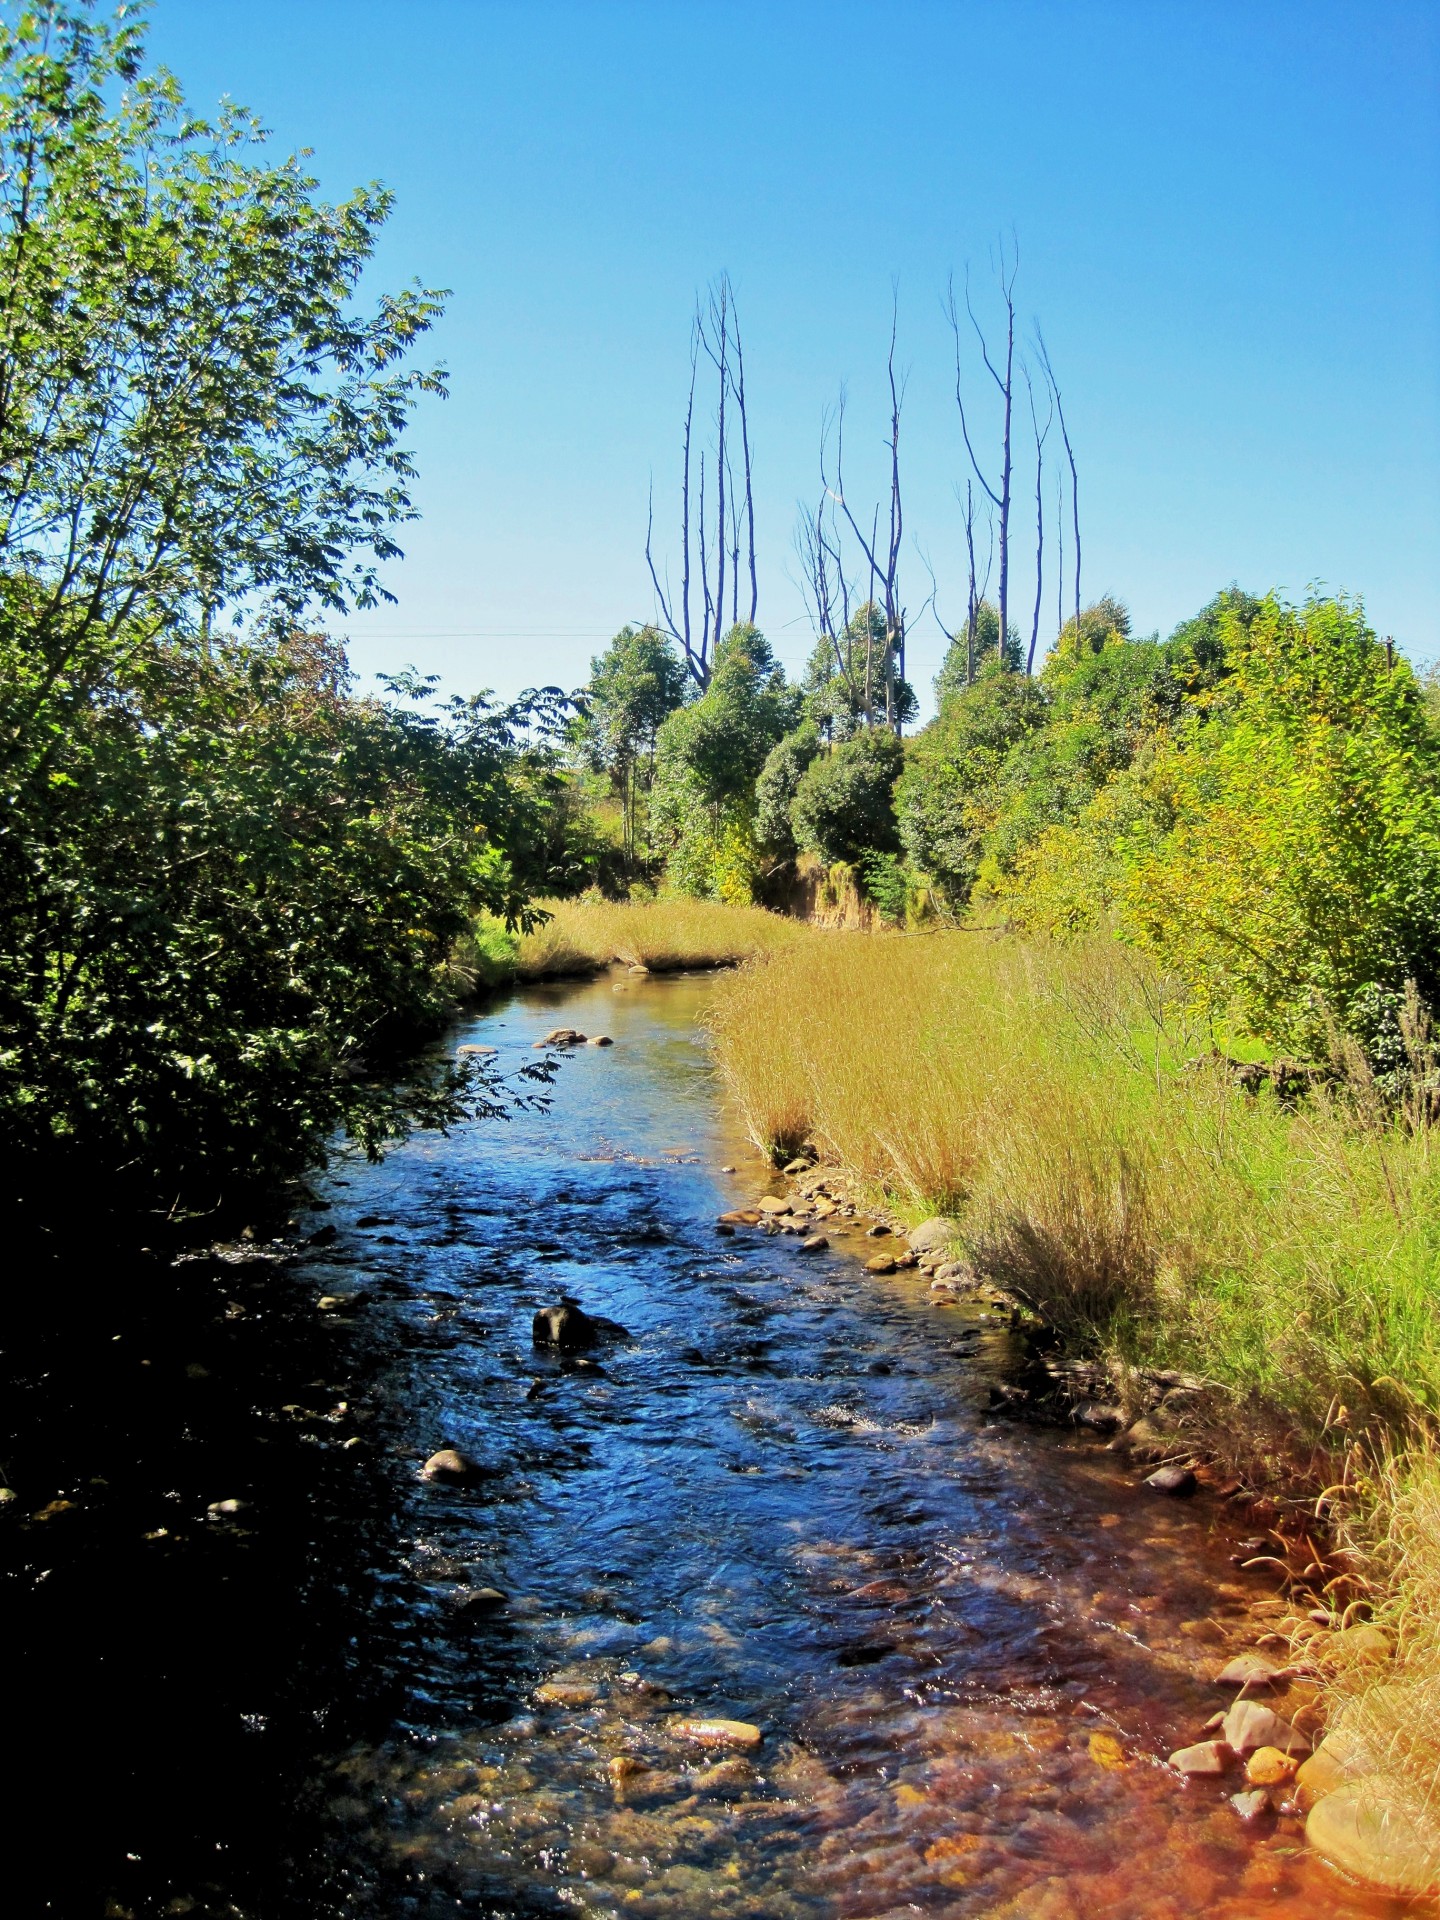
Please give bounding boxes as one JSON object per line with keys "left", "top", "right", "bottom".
{"left": 5, "top": 971, "right": 1422, "bottom": 1917}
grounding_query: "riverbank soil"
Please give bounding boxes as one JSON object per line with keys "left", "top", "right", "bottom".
{"left": 2, "top": 973, "right": 1426, "bottom": 1917}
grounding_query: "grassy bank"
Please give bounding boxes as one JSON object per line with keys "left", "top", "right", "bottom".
{"left": 453, "top": 896, "right": 807, "bottom": 990}
{"left": 707, "top": 929, "right": 1440, "bottom": 1829}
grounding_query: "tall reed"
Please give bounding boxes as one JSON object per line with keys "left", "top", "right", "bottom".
{"left": 707, "top": 931, "right": 1440, "bottom": 1438}
{"left": 709, "top": 928, "right": 1440, "bottom": 1819}
{"left": 452, "top": 896, "right": 807, "bottom": 988}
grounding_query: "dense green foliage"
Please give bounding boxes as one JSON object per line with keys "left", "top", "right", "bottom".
{"left": 649, "top": 625, "right": 799, "bottom": 900}
{"left": 0, "top": 5, "right": 561, "bottom": 1221}
{"left": 931, "top": 601, "right": 1020, "bottom": 706}
{"left": 912, "top": 587, "right": 1440, "bottom": 1054}
{"left": 802, "top": 604, "right": 916, "bottom": 741}
{"left": 571, "top": 623, "right": 687, "bottom": 870}
{"left": 755, "top": 723, "right": 821, "bottom": 859}
{"left": 791, "top": 726, "right": 904, "bottom": 868}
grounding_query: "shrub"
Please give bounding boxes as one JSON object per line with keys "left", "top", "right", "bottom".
{"left": 1117, "top": 593, "right": 1440, "bottom": 1049}
{"left": 755, "top": 723, "right": 821, "bottom": 857}
{"left": 791, "top": 726, "right": 904, "bottom": 867}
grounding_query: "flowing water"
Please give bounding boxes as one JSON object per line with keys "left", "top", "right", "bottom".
{"left": 5, "top": 971, "right": 1424, "bottom": 1917}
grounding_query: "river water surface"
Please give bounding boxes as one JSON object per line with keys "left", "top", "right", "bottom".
{"left": 7, "top": 970, "right": 1424, "bottom": 1917}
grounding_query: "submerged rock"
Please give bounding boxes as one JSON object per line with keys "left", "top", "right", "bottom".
{"left": 1295, "top": 1728, "right": 1368, "bottom": 1808}
{"left": 450, "top": 1586, "right": 507, "bottom": 1614}
{"left": 1170, "top": 1740, "right": 1229, "bottom": 1774}
{"left": 865, "top": 1253, "right": 898, "bottom": 1274}
{"left": 1332, "top": 1622, "right": 1394, "bottom": 1664}
{"left": 800, "top": 1235, "right": 829, "bottom": 1252}
{"left": 1230, "top": 1788, "right": 1272, "bottom": 1820}
{"left": 1075, "top": 1403, "right": 1124, "bottom": 1433}
{"left": 534, "top": 1027, "right": 587, "bottom": 1048}
{"left": 1144, "top": 1463, "right": 1197, "bottom": 1497}
{"left": 1221, "top": 1698, "right": 1310, "bottom": 1756}
{"left": 533, "top": 1300, "right": 630, "bottom": 1348}
{"left": 1245, "top": 1745, "right": 1298, "bottom": 1787}
{"left": 1215, "top": 1653, "right": 1284, "bottom": 1689}
{"left": 670, "top": 1717, "right": 763, "bottom": 1749}
{"left": 535, "top": 1679, "right": 599, "bottom": 1707}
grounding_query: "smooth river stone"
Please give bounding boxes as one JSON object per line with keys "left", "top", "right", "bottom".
{"left": 1222, "top": 1698, "right": 1311, "bottom": 1756}
{"left": 905, "top": 1217, "right": 961, "bottom": 1254}
{"left": 1215, "top": 1652, "right": 1283, "bottom": 1688}
{"left": 670, "top": 1717, "right": 763, "bottom": 1749}
{"left": 1307, "top": 1784, "right": 1440, "bottom": 1895}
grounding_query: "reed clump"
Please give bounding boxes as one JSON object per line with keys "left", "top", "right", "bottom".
{"left": 452, "top": 895, "right": 806, "bottom": 990}
{"left": 709, "top": 928, "right": 1440, "bottom": 1818}
{"left": 707, "top": 930, "right": 1440, "bottom": 1437}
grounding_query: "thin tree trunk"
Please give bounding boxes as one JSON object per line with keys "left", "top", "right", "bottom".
{"left": 1025, "top": 364, "right": 1052, "bottom": 674}
{"left": 964, "top": 480, "right": 978, "bottom": 686}
{"left": 728, "top": 279, "right": 758, "bottom": 623}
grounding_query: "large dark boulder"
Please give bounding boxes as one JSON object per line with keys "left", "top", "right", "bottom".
{"left": 532, "top": 1300, "right": 630, "bottom": 1349}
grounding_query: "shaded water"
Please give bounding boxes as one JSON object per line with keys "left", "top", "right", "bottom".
{"left": 3, "top": 971, "right": 1422, "bottom": 1916}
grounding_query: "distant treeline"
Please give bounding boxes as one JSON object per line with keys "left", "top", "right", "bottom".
{"left": 571, "top": 589, "right": 1440, "bottom": 1063}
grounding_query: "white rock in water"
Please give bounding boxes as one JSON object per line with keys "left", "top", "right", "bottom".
{"left": 1215, "top": 1652, "right": 1283, "bottom": 1688}
{"left": 671, "top": 1717, "right": 763, "bottom": 1749}
{"left": 1230, "top": 1788, "right": 1271, "bottom": 1820}
{"left": 1221, "top": 1698, "right": 1310, "bottom": 1756}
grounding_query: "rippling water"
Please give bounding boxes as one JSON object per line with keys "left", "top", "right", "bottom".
{"left": 5, "top": 971, "right": 1420, "bottom": 1917}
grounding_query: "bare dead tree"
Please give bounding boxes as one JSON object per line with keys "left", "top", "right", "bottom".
{"left": 950, "top": 238, "right": 1017, "bottom": 666}
{"left": 1055, "top": 464, "right": 1064, "bottom": 642}
{"left": 731, "top": 303, "right": 758, "bottom": 623}
{"left": 704, "top": 279, "right": 729, "bottom": 659}
{"left": 645, "top": 273, "right": 758, "bottom": 690}
{"left": 696, "top": 451, "right": 713, "bottom": 650}
{"left": 794, "top": 386, "right": 901, "bottom": 734}
{"left": 822, "top": 290, "right": 908, "bottom": 731}
{"left": 1024, "top": 363, "right": 1053, "bottom": 674}
{"left": 1034, "top": 324, "right": 1079, "bottom": 630}
{"left": 964, "top": 479, "right": 979, "bottom": 686}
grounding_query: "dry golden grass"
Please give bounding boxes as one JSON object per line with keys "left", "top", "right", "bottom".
{"left": 1315, "top": 1443, "right": 1440, "bottom": 1828}
{"left": 709, "top": 926, "right": 1440, "bottom": 1817}
{"left": 708, "top": 929, "right": 1440, "bottom": 1427}
{"left": 514, "top": 896, "right": 805, "bottom": 979}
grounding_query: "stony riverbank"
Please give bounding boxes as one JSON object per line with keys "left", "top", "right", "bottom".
{"left": 715, "top": 1151, "right": 1440, "bottom": 1902}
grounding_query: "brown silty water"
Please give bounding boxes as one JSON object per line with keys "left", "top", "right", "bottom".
{"left": 7, "top": 969, "right": 1426, "bottom": 1917}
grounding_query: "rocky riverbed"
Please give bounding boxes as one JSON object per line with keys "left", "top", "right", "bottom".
{"left": 3, "top": 968, "right": 1432, "bottom": 1917}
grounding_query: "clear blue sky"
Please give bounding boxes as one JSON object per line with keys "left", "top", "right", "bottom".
{"left": 149, "top": 0, "right": 1440, "bottom": 709}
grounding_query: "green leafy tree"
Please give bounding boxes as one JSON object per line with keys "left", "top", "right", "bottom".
{"left": 803, "top": 602, "right": 916, "bottom": 741}
{"left": 791, "top": 726, "right": 904, "bottom": 868}
{"left": 650, "top": 624, "right": 798, "bottom": 898}
{"left": 1118, "top": 593, "right": 1440, "bottom": 1048}
{"left": 0, "top": 6, "right": 557, "bottom": 1222}
{"left": 755, "top": 722, "right": 821, "bottom": 858}
{"left": 932, "top": 601, "right": 1020, "bottom": 710}
{"left": 574, "top": 624, "right": 687, "bottom": 867}
{"left": 3, "top": 617, "right": 567, "bottom": 1218}
{"left": 895, "top": 660, "right": 1047, "bottom": 907}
